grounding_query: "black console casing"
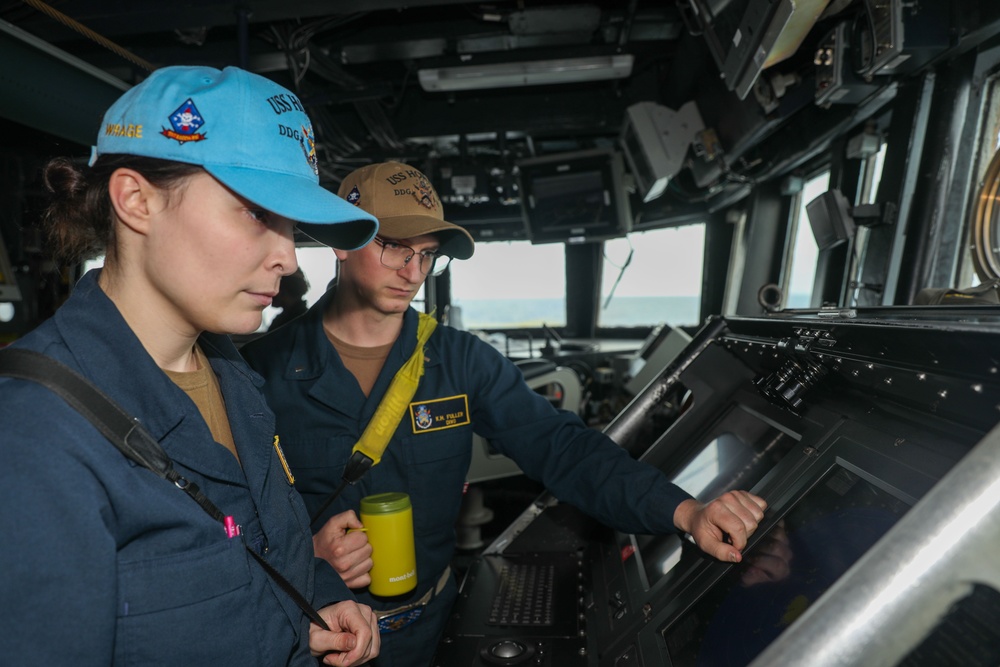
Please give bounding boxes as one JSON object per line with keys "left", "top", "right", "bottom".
{"left": 435, "top": 309, "right": 1000, "bottom": 667}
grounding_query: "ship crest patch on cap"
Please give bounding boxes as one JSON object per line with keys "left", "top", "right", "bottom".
{"left": 299, "top": 124, "right": 319, "bottom": 175}
{"left": 413, "top": 178, "right": 437, "bottom": 210}
{"left": 162, "top": 98, "right": 207, "bottom": 144}
{"left": 345, "top": 185, "right": 361, "bottom": 205}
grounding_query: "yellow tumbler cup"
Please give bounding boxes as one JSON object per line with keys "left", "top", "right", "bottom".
{"left": 360, "top": 492, "right": 417, "bottom": 597}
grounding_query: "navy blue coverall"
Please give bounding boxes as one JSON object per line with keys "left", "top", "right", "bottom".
{"left": 242, "top": 292, "right": 693, "bottom": 667}
{"left": 0, "top": 271, "right": 349, "bottom": 666}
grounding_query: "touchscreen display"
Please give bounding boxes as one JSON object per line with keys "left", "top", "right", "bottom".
{"left": 662, "top": 465, "right": 911, "bottom": 667}
{"left": 632, "top": 405, "right": 795, "bottom": 590}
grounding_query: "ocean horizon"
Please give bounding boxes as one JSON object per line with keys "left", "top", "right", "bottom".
{"left": 451, "top": 292, "right": 815, "bottom": 330}
{"left": 453, "top": 295, "right": 703, "bottom": 329}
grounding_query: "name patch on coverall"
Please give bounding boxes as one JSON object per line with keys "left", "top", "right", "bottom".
{"left": 409, "top": 395, "right": 470, "bottom": 433}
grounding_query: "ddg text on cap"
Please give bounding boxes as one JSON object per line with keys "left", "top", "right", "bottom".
{"left": 337, "top": 161, "right": 474, "bottom": 260}
{"left": 94, "top": 65, "right": 377, "bottom": 250}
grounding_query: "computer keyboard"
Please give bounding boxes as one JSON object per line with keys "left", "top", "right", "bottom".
{"left": 487, "top": 562, "right": 555, "bottom": 626}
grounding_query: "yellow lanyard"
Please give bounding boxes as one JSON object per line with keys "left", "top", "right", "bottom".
{"left": 351, "top": 312, "right": 437, "bottom": 466}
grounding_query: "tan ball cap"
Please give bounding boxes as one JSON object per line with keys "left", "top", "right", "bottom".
{"left": 337, "top": 161, "right": 475, "bottom": 260}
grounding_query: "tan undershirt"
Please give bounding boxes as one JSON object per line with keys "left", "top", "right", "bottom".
{"left": 325, "top": 327, "right": 393, "bottom": 398}
{"left": 164, "top": 345, "right": 240, "bottom": 463}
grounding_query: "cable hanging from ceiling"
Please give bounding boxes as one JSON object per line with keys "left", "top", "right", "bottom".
{"left": 20, "top": 0, "right": 155, "bottom": 72}
{"left": 263, "top": 15, "right": 405, "bottom": 155}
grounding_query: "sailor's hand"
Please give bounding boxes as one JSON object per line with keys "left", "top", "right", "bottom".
{"left": 313, "top": 510, "right": 374, "bottom": 589}
{"left": 673, "top": 490, "right": 767, "bottom": 562}
{"left": 310, "top": 601, "right": 379, "bottom": 666}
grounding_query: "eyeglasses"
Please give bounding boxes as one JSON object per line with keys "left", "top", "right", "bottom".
{"left": 373, "top": 237, "right": 452, "bottom": 276}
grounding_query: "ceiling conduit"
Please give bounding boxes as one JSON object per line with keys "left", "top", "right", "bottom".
{"left": 0, "top": 18, "right": 128, "bottom": 147}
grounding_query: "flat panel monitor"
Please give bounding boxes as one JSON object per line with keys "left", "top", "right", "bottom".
{"left": 806, "top": 189, "right": 855, "bottom": 250}
{"left": 688, "top": 0, "right": 827, "bottom": 99}
{"left": 661, "top": 462, "right": 912, "bottom": 666}
{"left": 517, "top": 149, "right": 632, "bottom": 245}
{"left": 625, "top": 325, "right": 692, "bottom": 395}
{"left": 619, "top": 102, "right": 703, "bottom": 203}
{"left": 628, "top": 403, "right": 798, "bottom": 592}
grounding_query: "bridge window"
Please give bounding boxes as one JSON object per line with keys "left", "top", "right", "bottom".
{"left": 449, "top": 240, "right": 566, "bottom": 329}
{"left": 961, "top": 70, "right": 1000, "bottom": 287}
{"left": 598, "top": 225, "right": 706, "bottom": 327}
{"left": 858, "top": 142, "right": 887, "bottom": 206}
{"left": 783, "top": 171, "right": 830, "bottom": 308}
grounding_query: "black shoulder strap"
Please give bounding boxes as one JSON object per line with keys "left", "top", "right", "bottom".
{"left": 0, "top": 348, "right": 174, "bottom": 475}
{"left": 0, "top": 347, "right": 330, "bottom": 631}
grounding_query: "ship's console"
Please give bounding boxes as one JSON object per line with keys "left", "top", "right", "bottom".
{"left": 434, "top": 309, "right": 1000, "bottom": 667}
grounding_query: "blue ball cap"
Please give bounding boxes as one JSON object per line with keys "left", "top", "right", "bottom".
{"left": 92, "top": 65, "right": 378, "bottom": 249}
